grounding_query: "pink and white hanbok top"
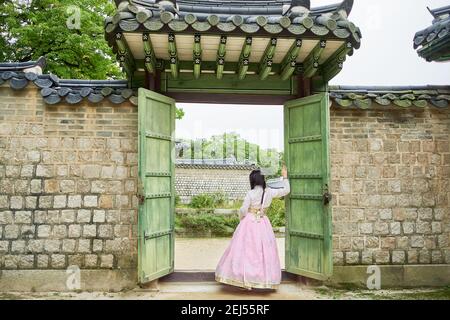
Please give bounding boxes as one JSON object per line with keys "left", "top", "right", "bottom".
{"left": 239, "top": 178, "right": 291, "bottom": 219}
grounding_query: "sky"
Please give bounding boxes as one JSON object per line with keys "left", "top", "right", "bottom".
{"left": 176, "top": 0, "right": 450, "bottom": 151}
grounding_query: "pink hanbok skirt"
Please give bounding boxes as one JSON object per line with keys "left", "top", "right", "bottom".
{"left": 215, "top": 213, "right": 281, "bottom": 289}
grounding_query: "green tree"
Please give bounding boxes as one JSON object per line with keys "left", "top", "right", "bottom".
{"left": 0, "top": 1, "right": 185, "bottom": 118}
{"left": 177, "top": 132, "right": 282, "bottom": 172}
{"left": 0, "top": 0, "right": 122, "bottom": 79}
{"left": 175, "top": 107, "right": 185, "bottom": 120}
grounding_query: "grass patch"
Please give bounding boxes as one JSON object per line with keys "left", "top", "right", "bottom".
{"left": 314, "top": 286, "right": 450, "bottom": 300}
{"left": 265, "top": 198, "right": 285, "bottom": 228}
{"left": 367, "top": 287, "right": 450, "bottom": 300}
{"left": 0, "top": 292, "right": 26, "bottom": 300}
{"left": 175, "top": 213, "right": 240, "bottom": 237}
{"left": 175, "top": 193, "right": 286, "bottom": 235}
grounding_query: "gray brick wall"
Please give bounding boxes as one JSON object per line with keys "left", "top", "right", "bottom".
{"left": 0, "top": 85, "right": 449, "bottom": 270}
{"left": 175, "top": 166, "right": 252, "bottom": 203}
{"left": 330, "top": 108, "right": 450, "bottom": 266}
{"left": 0, "top": 86, "right": 138, "bottom": 270}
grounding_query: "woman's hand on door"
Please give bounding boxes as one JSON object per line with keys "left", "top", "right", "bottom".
{"left": 281, "top": 164, "right": 288, "bottom": 179}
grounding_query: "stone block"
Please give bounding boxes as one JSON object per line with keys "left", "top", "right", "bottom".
{"left": 37, "top": 225, "right": 51, "bottom": 238}
{"left": 51, "top": 254, "right": 66, "bottom": 268}
{"left": 53, "top": 195, "right": 67, "bottom": 209}
{"left": 62, "top": 239, "right": 76, "bottom": 253}
{"left": 11, "top": 240, "right": 26, "bottom": 253}
{"left": 77, "top": 210, "right": 91, "bottom": 223}
{"left": 30, "top": 179, "right": 42, "bottom": 194}
{"left": 82, "top": 165, "right": 101, "bottom": 178}
{"left": 83, "top": 195, "right": 98, "bottom": 208}
{"left": 0, "top": 211, "right": 13, "bottom": 224}
{"left": 85, "top": 254, "right": 98, "bottom": 267}
{"left": 10, "top": 196, "right": 23, "bottom": 209}
{"left": 37, "top": 255, "right": 49, "bottom": 268}
{"left": 333, "top": 252, "right": 344, "bottom": 266}
{"left": 374, "top": 250, "right": 390, "bottom": 264}
{"left": 67, "top": 195, "right": 82, "bottom": 208}
{"left": 38, "top": 196, "right": 53, "bottom": 209}
{"left": 4, "top": 225, "right": 19, "bottom": 239}
{"left": 14, "top": 211, "right": 32, "bottom": 224}
{"left": 27, "top": 239, "right": 44, "bottom": 253}
{"left": 83, "top": 225, "right": 97, "bottom": 238}
{"left": 68, "top": 225, "right": 81, "bottom": 238}
{"left": 77, "top": 239, "right": 91, "bottom": 253}
{"left": 411, "top": 236, "right": 425, "bottom": 248}
{"left": 60, "top": 210, "right": 75, "bottom": 223}
{"left": 100, "top": 254, "right": 114, "bottom": 268}
{"left": 44, "top": 239, "right": 61, "bottom": 252}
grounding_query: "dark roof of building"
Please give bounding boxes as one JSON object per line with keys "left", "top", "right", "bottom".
{"left": 176, "top": 162, "right": 257, "bottom": 170}
{"left": 0, "top": 57, "right": 449, "bottom": 109}
{"left": 106, "top": 0, "right": 361, "bottom": 48}
{"left": 0, "top": 57, "right": 137, "bottom": 106}
{"left": 413, "top": 5, "right": 450, "bottom": 62}
{"left": 0, "top": 56, "right": 47, "bottom": 72}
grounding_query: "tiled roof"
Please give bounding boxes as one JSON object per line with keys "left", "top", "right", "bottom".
{"left": 330, "top": 85, "right": 450, "bottom": 109}
{"left": 413, "top": 5, "right": 450, "bottom": 62}
{"left": 176, "top": 158, "right": 257, "bottom": 169}
{"left": 106, "top": 0, "right": 361, "bottom": 49}
{"left": 1, "top": 58, "right": 449, "bottom": 109}
{"left": 176, "top": 162, "right": 257, "bottom": 170}
{"left": 0, "top": 57, "right": 138, "bottom": 106}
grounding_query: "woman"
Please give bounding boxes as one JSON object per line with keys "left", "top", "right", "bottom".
{"left": 215, "top": 165, "right": 290, "bottom": 290}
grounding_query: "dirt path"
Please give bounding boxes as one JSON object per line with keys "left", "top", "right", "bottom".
{"left": 175, "top": 237, "right": 285, "bottom": 270}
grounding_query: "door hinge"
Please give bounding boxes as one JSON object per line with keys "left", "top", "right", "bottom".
{"left": 323, "top": 184, "right": 332, "bottom": 206}
{"left": 137, "top": 178, "right": 145, "bottom": 205}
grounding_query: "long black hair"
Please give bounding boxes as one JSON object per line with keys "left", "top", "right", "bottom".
{"left": 249, "top": 169, "right": 266, "bottom": 190}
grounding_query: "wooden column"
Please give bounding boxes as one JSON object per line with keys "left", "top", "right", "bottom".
{"left": 297, "top": 76, "right": 311, "bottom": 98}
{"left": 147, "top": 70, "right": 161, "bottom": 93}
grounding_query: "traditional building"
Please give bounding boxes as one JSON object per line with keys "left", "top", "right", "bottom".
{"left": 0, "top": 0, "right": 449, "bottom": 291}
{"left": 414, "top": 5, "right": 450, "bottom": 62}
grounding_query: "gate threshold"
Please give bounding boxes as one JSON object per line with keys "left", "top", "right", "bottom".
{"left": 161, "top": 270, "right": 296, "bottom": 283}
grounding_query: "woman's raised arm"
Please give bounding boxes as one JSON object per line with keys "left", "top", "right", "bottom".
{"left": 270, "top": 164, "right": 290, "bottom": 198}
{"left": 268, "top": 178, "right": 290, "bottom": 198}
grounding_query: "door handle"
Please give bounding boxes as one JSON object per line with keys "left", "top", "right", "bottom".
{"left": 323, "top": 184, "right": 332, "bottom": 205}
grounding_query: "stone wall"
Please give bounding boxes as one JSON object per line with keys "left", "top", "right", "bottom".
{"left": 175, "top": 165, "right": 253, "bottom": 203}
{"left": 0, "top": 86, "right": 138, "bottom": 273}
{"left": 330, "top": 108, "right": 450, "bottom": 266}
{"left": 0, "top": 85, "right": 449, "bottom": 289}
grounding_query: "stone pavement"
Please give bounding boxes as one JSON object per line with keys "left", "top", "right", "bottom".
{"left": 1, "top": 285, "right": 449, "bottom": 300}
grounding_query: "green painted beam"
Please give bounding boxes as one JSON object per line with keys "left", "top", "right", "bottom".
{"left": 216, "top": 36, "right": 227, "bottom": 80}
{"left": 258, "top": 38, "right": 277, "bottom": 80}
{"left": 168, "top": 33, "right": 179, "bottom": 79}
{"left": 158, "top": 60, "right": 281, "bottom": 76}
{"left": 142, "top": 33, "right": 156, "bottom": 73}
{"left": 302, "top": 39, "right": 327, "bottom": 78}
{"left": 139, "top": 60, "right": 287, "bottom": 75}
{"left": 280, "top": 39, "right": 302, "bottom": 81}
{"left": 115, "top": 32, "right": 135, "bottom": 78}
{"left": 237, "top": 37, "right": 252, "bottom": 80}
{"left": 193, "top": 34, "right": 202, "bottom": 79}
{"left": 160, "top": 73, "right": 296, "bottom": 95}
{"left": 321, "top": 42, "right": 352, "bottom": 82}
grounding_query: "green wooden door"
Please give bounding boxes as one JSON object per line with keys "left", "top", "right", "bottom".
{"left": 138, "top": 88, "right": 175, "bottom": 284}
{"left": 284, "top": 93, "right": 333, "bottom": 281}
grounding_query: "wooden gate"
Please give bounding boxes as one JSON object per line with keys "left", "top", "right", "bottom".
{"left": 138, "top": 88, "right": 176, "bottom": 284}
{"left": 284, "top": 93, "right": 333, "bottom": 280}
